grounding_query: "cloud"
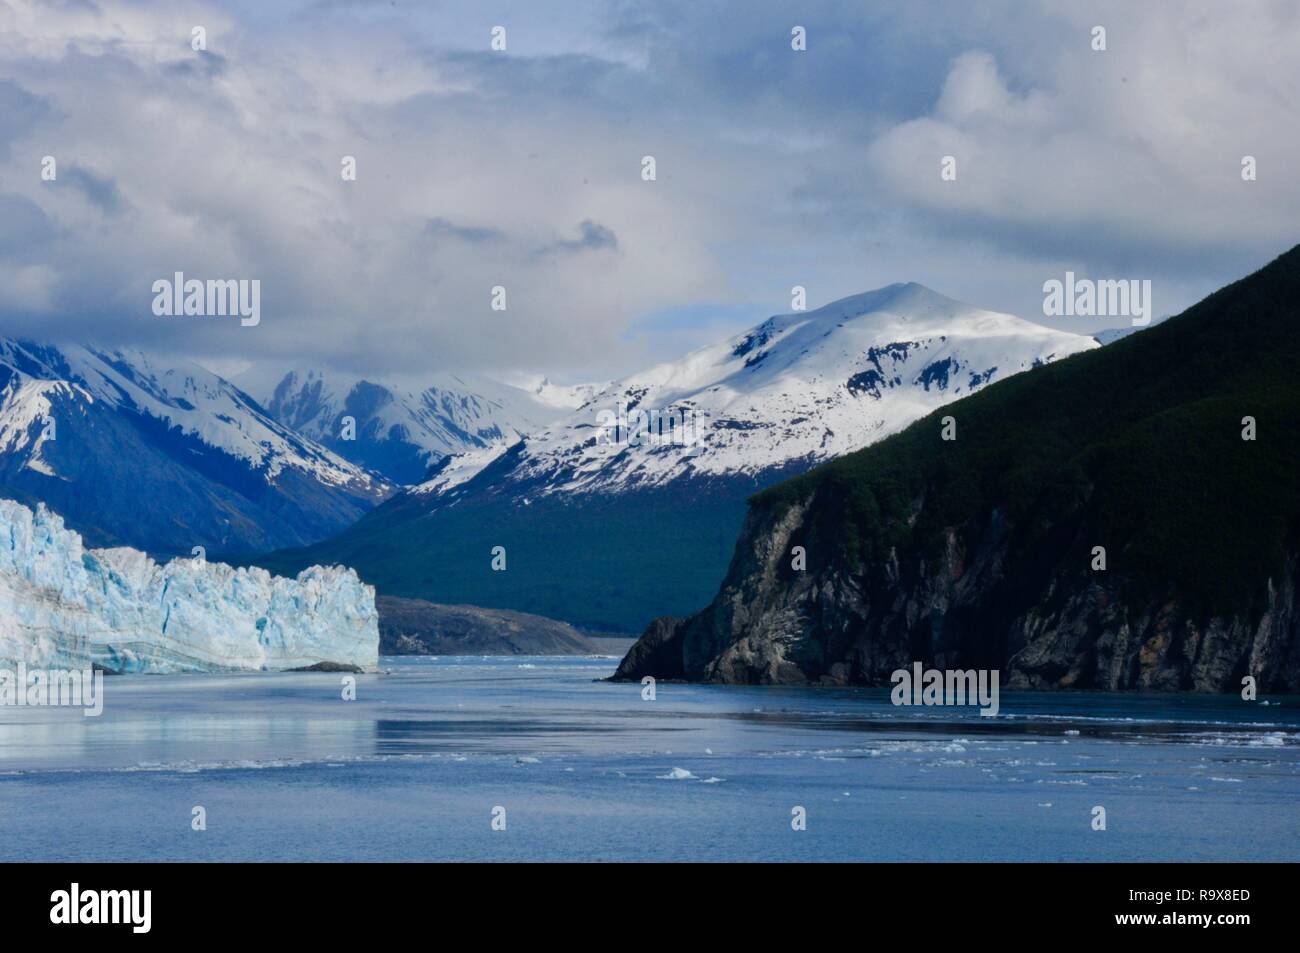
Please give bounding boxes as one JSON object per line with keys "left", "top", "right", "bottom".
{"left": 536, "top": 219, "right": 618, "bottom": 258}
{"left": 0, "top": 78, "right": 51, "bottom": 159}
{"left": 425, "top": 217, "right": 505, "bottom": 244}
{"left": 63, "top": 165, "right": 127, "bottom": 215}
{"left": 0, "top": 193, "right": 57, "bottom": 253}
{"left": 864, "top": 7, "right": 1300, "bottom": 282}
{"left": 0, "top": 0, "right": 1295, "bottom": 378}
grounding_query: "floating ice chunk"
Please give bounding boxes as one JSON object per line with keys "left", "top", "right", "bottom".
{"left": 657, "top": 767, "right": 696, "bottom": 780}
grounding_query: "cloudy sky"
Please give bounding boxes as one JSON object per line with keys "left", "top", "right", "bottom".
{"left": 0, "top": 0, "right": 1297, "bottom": 383}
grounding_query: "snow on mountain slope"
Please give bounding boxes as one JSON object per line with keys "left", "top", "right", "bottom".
{"left": 507, "top": 374, "right": 609, "bottom": 412}
{"left": 412, "top": 441, "right": 514, "bottom": 497}
{"left": 414, "top": 283, "right": 1100, "bottom": 500}
{"left": 1093, "top": 314, "right": 1169, "bottom": 345}
{"left": 261, "top": 368, "right": 567, "bottom": 484}
{"left": 0, "top": 378, "right": 87, "bottom": 476}
{"left": 0, "top": 341, "right": 392, "bottom": 555}
{"left": 0, "top": 341, "right": 386, "bottom": 491}
{"left": 0, "top": 498, "right": 378, "bottom": 673}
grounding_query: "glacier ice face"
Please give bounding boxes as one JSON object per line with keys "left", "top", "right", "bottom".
{"left": 0, "top": 498, "right": 378, "bottom": 673}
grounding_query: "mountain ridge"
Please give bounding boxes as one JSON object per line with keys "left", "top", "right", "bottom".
{"left": 0, "top": 340, "right": 392, "bottom": 556}
{"left": 256, "top": 284, "right": 1100, "bottom": 631}
{"left": 613, "top": 246, "right": 1300, "bottom": 690}
{"left": 260, "top": 367, "right": 558, "bottom": 484}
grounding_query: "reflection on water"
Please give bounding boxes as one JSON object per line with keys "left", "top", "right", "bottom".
{"left": 0, "top": 656, "right": 1296, "bottom": 861}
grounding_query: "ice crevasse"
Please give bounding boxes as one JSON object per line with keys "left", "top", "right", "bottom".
{"left": 0, "top": 498, "right": 378, "bottom": 673}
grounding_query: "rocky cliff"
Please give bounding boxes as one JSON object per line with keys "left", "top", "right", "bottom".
{"left": 615, "top": 247, "right": 1300, "bottom": 692}
{"left": 262, "top": 283, "right": 1095, "bottom": 632}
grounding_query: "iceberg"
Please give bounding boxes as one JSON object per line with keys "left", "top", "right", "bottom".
{"left": 0, "top": 498, "right": 378, "bottom": 673}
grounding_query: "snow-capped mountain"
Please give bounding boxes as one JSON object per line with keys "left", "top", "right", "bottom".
{"left": 263, "top": 284, "right": 1100, "bottom": 632}
{"left": 0, "top": 498, "right": 377, "bottom": 673}
{"left": 1093, "top": 314, "right": 1169, "bottom": 345}
{"left": 414, "top": 283, "right": 1100, "bottom": 500}
{"left": 0, "top": 340, "right": 392, "bottom": 556}
{"left": 260, "top": 368, "right": 567, "bottom": 484}
{"left": 510, "top": 374, "right": 609, "bottom": 412}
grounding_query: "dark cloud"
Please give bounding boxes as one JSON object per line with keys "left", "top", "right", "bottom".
{"left": 164, "top": 50, "right": 230, "bottom": 81}
{"left": 0, "top": 1, "right": 1295, "bottom": 378}
{"left": 0, "top": 80, "right": 51, "bottom": 159}
{"left": 0, "top": 193, "right": 58, "bottom": 253}
{"left": 425, "top": 217, "right": 505, "bottom": 244}
{"left": 537, "top": 220, "right": 618, "bottom": 258}
{"left": 63, "top": 166, "right": 126, "bottom": 215}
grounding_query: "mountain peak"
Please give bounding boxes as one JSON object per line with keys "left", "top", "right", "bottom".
{"left": 0, "top": 341, "right": 390, "bottom": 556}
{"left": 615, "top": 243, "right": 1300, "bottom": 688}
{"left": 433, "top": 282, "right": 1099, "bottom": 493}
{"left": 813, "top": 281, "right": 953, "bottom": 316}
{"left": 795, "top": 282, "right": 1012, "bottom": 331}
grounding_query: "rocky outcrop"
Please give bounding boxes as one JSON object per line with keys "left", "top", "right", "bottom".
{"left": 377, "top": 595, "right": 609, "bottom": 655}
{"left": 614, "top": 489, "right": 1300, "bottom": 691}
{"left": 613, "top": 615, "right": 687, "bottom": 678}
{"left": 616, "top": 245, "right": 1300, "bottom": 693}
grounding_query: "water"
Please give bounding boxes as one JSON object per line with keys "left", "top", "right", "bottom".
{"left": 1, "top": 657, "right": 1297, "bottom": 861}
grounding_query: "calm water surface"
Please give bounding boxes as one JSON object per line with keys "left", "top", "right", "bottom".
{"left": 1, "top": 656, "right": 1296, "bottom": 861}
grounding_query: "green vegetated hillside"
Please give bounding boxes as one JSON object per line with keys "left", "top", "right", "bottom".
{"left": 761, "top": 248, "right": 1300, "bottom": 615}
{"left": 616, "top": 246, "right": 1300, "bottom": 690}
{"left": 256, "top": 480, "right": 759, "bottom": 633}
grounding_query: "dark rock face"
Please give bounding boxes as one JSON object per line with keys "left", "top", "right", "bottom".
{"left": 616, "top": 246, "right": 1300, "bottom": 693}
{"left": 612, "top": 616, "right": 686, "bottom": 680}
{"left": 614, "top": 491, "right": 1300, "bottom": 691}
{"left": 377, "top": 595, "right": 607, "bottom": 655}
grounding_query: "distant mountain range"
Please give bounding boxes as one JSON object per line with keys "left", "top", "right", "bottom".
{"left": 0, "top": 342, "right": 604, "bottom": 559}
{"left": 257, "top": 284, "right": 1099, "bottom": 631}
{"left": 0, "top": 341, "right": 391, "bottom": 556}
{"left": 615, "top": 247, "right": 1300, "bottom": 691}
{"left": 260, "top": 368, "right": 567, "bottom": 484}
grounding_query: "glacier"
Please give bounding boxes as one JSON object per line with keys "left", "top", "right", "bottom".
{"left": 0, "top": 498, "right": 378, "bottom": 673}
